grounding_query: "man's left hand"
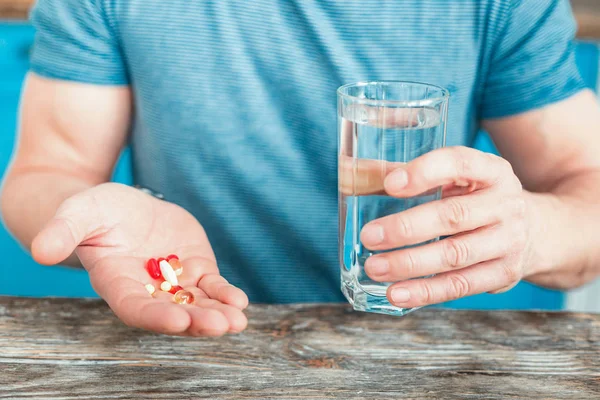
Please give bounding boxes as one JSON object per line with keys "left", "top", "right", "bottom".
{"left": 361, "top": 146, "right": 530, "bottom": 308}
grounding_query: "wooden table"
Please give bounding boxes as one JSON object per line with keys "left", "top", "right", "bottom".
{"left": 1, "top": 297, "right": 599, "bottom": 399}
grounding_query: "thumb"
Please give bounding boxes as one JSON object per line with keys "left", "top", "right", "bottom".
{"left": 31, "top": 195, "right": 100, "bottom": 265}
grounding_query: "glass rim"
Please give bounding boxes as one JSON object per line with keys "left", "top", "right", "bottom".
{"left": 337, "top": 80, "right": 450, "bottom": 107}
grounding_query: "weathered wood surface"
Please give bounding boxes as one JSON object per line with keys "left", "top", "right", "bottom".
{"left": 1, "top": 0, "right": 600, "bottom": 40}
{"left": 0, "top": 297, "right": 599, "bottom": 399}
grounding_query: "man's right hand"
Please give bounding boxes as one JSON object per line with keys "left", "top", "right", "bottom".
{"left": 32, "top": 182, "right": 248, "bottom": 336}
{"left": 1, "top": 75, "right": 247, "bottom": 336}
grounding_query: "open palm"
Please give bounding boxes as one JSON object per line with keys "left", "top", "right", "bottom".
{"left": 32, "top": 183, "right": 248, "bottom": 336}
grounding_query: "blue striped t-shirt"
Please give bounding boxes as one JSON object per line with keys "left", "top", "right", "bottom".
{"left": 30, "top": 0, "right": 585, "bottom": 303}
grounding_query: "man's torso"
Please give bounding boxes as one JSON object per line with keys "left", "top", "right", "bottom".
{"left": 108, "top": 0, "right": 507, "bottom": 302}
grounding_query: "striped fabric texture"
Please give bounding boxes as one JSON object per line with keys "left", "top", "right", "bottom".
{"left": 29, "top": 0, "right": 585, "bottom": 304}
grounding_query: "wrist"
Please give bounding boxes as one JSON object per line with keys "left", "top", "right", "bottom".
{"left": 521, "top": 191, "right": 567, "bottom": 278}
{"left": 1, "top": 171, "right": 94, "bottom": 250}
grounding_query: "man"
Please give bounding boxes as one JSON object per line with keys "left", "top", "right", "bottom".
{"left": 2, "top": 0, "right": 600, "bottom": 336}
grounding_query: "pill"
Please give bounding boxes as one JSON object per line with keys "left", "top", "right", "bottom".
{"left": 173, "top": 290, "right": 194, "bottom": 305}
{"left": 169, "top": 258, "right": 183, "bottom": 276}
{"left": 168, "top": 258, "right": 182, "bottom": 271}
{"left": 145, "top": 258, "right": 161, "bottom": 279}
{"left": 159, "top": 260, "right": 179, "bottom": 286}
{"left": 166, "top": 254, "right": 179, "bottom": 261}
{"left": 160, "top": 281, "right": 172, "bottom": 292}
{"left": 145, "top": 284, "right": 156, "bottom": 295}
{"left": 169, "top": 285, "right": 183, "bottom": 294}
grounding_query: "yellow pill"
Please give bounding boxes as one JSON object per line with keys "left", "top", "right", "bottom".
{"left": 160, "top": 281, "right": 172, "bottom": 292}
{"left": 173, "top": 290, "right": 194, "bottom": 305}
{"left": 145, "top": 284, "right": 156, "bottom": 296}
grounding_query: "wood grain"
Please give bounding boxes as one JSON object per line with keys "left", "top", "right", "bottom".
{"left": 1, "top": 0, "right": 600, "bottom": 39}
{"left": 0, "top": 297, "right": 599, "bottom": 399}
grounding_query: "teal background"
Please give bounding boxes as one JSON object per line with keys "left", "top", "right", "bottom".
{"left": 0, "top": 23, "right": 131, "bottom": 298}
{"left": 1, "top": 22, "right": 598, "bottom": 308}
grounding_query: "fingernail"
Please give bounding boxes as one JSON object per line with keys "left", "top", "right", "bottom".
{"left": 391, "top": 288, "right": 411, "bottom": 304}
{"left": 366, "top": 257, "right": 389, "bottom": 276}
{"left": 361, "top": 223, "right": 384, "bottom": 245}
{"left": 385, "top": 169, "right": 408, "bottom": 193}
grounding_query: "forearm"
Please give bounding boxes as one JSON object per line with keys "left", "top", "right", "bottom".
{"left": 524, "top": 169, "right": 600, "bottom": 289}
{"left": 0, "top": 168, "right": 100, "bottom": 266}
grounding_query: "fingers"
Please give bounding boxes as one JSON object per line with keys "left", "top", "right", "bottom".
{"left": 386, "top": 257, "right": 523, "bottom": 308}
{"left": 197, "top": 274, "right": 249, "bottom": 310}
{"left": 31, "top": 218, "right": 79, "bottom": 265}
{"left": 120, "top": 294, "right": 193, "bottom": 335}
{"left": 90, "top": 257, "right": 248, "bottom": 337}
{"left": 488, "top": 281, "right": 519, "bottom": 294}
{"left": 339, "top": 147, "right": 517, "bottom": 199}
{"left": 383, "top": 146, "right": 518, "bottom": 197}
{"left": 91, "top": 263, "right": 191, "bottom": 334}
{"left": 144, "top": 287, "right": 246, "bottom": 336}
{"left": 103, "top": 277, "right": 192, "bottom": 335}
{"left": 183, "top": 306, "right": 231, "bottom": 337}
{"left": 186, "top": 289, "right": 248, "bottom": 334}
{"left": 365, "top": 224, "right": 518, "bottom": 281}
{"left": 180, "top": 256, "right": 249, "bottom": 310}
{"left": 361, "top": 193, "right": 525, "bottom": 250}
{"left": 31, "top": 193, "right": 103, "bottom": 265}
{"left": 138, "top": 289, "right": 239, "bottom": 337}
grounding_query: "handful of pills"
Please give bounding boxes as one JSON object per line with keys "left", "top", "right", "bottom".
{"left": 145, "top": 254, "right": 195, "bottom": 305}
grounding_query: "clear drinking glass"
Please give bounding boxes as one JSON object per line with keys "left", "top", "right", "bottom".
{"left": 338, "top": 81, "right": 449, "bottom": 316}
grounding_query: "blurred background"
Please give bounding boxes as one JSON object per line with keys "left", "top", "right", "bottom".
{"left": 1, "top": 0, "right": 599, "bottom": 311}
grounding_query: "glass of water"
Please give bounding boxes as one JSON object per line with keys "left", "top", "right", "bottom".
{"left": 338, "top": 81, "right": 449, "bottom": 316}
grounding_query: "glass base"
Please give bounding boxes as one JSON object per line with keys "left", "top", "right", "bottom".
{"left": 341, "top": 280, "right": 419, "bottom": 316}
